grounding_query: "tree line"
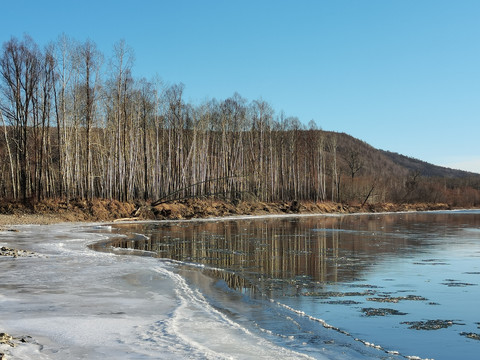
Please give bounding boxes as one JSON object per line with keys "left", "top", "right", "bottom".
{"left": 1, "top": 35, "right": 479, "bottom": 207}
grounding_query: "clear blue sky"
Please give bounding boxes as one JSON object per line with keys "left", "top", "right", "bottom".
{"left": 2, "top": 0, "right": 480, "bottom": 173}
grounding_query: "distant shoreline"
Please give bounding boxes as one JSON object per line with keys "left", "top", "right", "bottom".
{"left": 0, "top": 198, "right": 468, "bottom": 229}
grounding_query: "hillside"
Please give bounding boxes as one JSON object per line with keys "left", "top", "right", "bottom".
{"left": 318, "top": 131, "right": 480, "bottom": 179}
{"left": 326, "top": 131, "right": 479, "bottom": 179}
{"left": 379, "top": 150, "right": 478, "bottom": 178}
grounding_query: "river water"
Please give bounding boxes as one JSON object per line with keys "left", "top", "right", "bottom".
{"left": 100, "top": 210, "right": 480, "bottom": 360}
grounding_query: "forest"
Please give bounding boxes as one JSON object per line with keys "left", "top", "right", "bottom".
{"left": 1, "top": 35, "right": 480, "bottom": 209}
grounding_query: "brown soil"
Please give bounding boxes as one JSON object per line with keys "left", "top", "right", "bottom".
{"left": 0, "top": 197, "right": 457, "bottom": 228}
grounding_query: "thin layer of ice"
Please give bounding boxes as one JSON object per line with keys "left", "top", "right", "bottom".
{"left": 0, "top": 223, "right": 319, "bottom": 359}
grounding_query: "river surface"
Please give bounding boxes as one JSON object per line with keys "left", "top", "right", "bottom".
{"left": 99, "top": 210, "right": 480, "bottom": 360}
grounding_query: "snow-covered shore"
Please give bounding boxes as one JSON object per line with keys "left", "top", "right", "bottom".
{"left": 0, "top": 223, "right": 320, "bottom": 360}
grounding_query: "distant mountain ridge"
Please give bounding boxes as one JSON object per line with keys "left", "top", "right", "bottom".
{"left": 379, "top": 150, "right": 478, "bottom": 178}
{"left": 327, "top": 131, "right": 479, "bottom": 179}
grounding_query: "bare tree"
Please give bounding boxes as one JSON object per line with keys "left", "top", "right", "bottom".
{"left": 54, "top": 34, "right": 78, "bottom": 202}
{"left": 78, "top": 39, "right": 102, "bottom": 199}
{"left": 0, "top": 36, "right": 41, "bottom": 201}
{"left": 345, "top": 150, "right": 363, "bottom": 180}
{"left": 0, "top": 109, "right": 15, "bottom": 198}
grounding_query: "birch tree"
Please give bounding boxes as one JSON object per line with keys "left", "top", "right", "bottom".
{"left": 78, "top": 39, "right": 102, "bottom": 199}
{"left": 0, "top": 36, "right": 41, "bottom": 201}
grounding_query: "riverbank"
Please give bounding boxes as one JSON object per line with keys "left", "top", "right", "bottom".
{"left": 0, "top": 198, "right": 457, "bottom": 228}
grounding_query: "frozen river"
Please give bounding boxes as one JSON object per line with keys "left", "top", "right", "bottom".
{"left": 1, "top": 211, "right": 480, "bottom": 359}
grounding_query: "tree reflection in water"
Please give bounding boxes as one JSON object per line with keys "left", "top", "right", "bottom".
{"left": 98, "top": 213, "right": 466, "bottom": 296}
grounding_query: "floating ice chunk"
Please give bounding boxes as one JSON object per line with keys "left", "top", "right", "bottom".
{"left": 92, "top": 225, "right": 112, "bottom": 231}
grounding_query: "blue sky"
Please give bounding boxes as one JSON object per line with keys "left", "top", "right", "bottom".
{"left": 2, "top": 0, "right": 480, "bottom": 173}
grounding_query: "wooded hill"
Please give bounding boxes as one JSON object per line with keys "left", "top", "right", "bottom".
{"left": 380, "top": 149, "right": 477, "bottom": 178}
{"left": 1, "top": 35, "right": 479, "bottom": 209}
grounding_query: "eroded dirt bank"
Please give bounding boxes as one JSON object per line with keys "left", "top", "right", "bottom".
{"left": 0, "top": 198, "right": 456, "bottom": 228}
